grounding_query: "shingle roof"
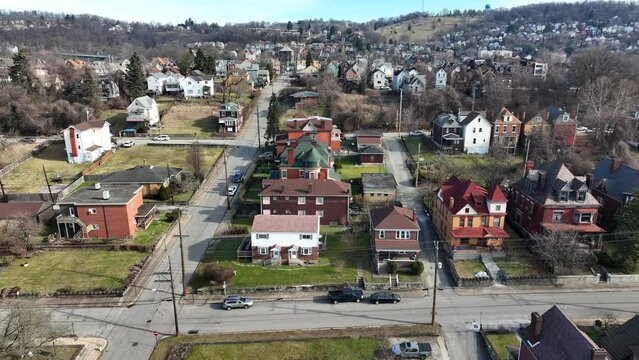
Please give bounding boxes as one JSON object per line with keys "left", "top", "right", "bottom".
{"left": 286, "top": 117, "right": 333, "bottom": 131}
{"left": 600, "top": 315, "right": 639, "bottom": 360}
{"left": 370, "top": 206, "right": 419, "bottom": 230}
{"left": 519, "top": 306, "right": 606, "bottom": 360}
{"left": 360, "top": 145, "right": 384, "bottom": 154}
{"left": 592, "top": 159, "right": 639, "bottom": 204}
{"left": 546, "top": 105, "right": 576, "bottom": 124}
{"left": 220, "top": 102, "right": 241, "bottom": 111}
{"left": 260, "top": 178, "right": 350, "bottom": 197}
{"left": 133, "top": 96, "right": 155, "bottom": 109}
{"left": 437, "top": 176, "right": 504, "bottom": 215}
{"left": 0, "top": 202, "right": 47, "bottom": 219}
{"left": 433, "top": 113, "right": 461, "bottom": 128}
{"left": 71, "top": 120, "right": 106, "bottom": 131}
{"left": 459, "top": 111, "right": 488, "bottom": 126}
{"left": 251, "top": 214, "right": 319, "bottom": 233}
{"left": 101, "top": 166, "right": 182, "bottom": 184}
{"left": 493, "top": 107, "right": 522, "bottom": 124}
{"left": 362, "top": 173, "right": 397, "bottom": 193}
{"left": 279, "top": 139, "right": 330, "bottom": 168}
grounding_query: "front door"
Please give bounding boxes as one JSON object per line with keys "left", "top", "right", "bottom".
{"left": 272, "top": 250, "right": 280, "bottom": 259}
{"left": 290, "top": 250, "right": 298, "bottom": 259}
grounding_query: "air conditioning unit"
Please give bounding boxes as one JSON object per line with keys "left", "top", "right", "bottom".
{"left": 102, "top": 190, "right": 110, "bottom": 200}
{"left": 94, "top": 182, "right": 101, "bottom": 190}
{"left": 88, "top": 208, "right": 97, "bottom": 215}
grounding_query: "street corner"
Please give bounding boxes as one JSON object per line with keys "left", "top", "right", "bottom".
{"left": 46, "top": 337, "right": 107, "bottom": 360}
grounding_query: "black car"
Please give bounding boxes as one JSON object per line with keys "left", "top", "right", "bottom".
{"left": 370, "top": 291, "right": 401, "bottom": 304}
{"left": 21, "top": 136, "right": 37, "bottom": 143}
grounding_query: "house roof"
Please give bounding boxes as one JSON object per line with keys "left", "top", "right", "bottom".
{"left": 541, "top": 222, "right": 606, "bottom": 233}
{"left": 58, "top": 185, "right": 143, "bottom": 205}
{"left": 132, "top": 96, "right": 155, "bottom": 109}
{"left": 370, "top": 206, "right": 419, "bottom": 230}
{"left": 279, "top": 138, "right": 330, "bottom": 168}
{"left": 493, "top": 107, "right": 522, "bottom": 124}
{"left": 546, "top": 105, "right": 576, "bottom": 124}
{"left": 260, "top": 178, "right": 350, "bottom": 197}
{"left": 220, "top": 102, "right": 241, "bottom": 111}
{"left": 436, "top": 176, "right": 505, "bottom": 215}
{"left": 519, "top": 305, "right": 606, "bottom": 360}
{"left": 459, "top": 111, "right": 489, "bottom": 126}
{"left": 600, "top": 315, "right": 639, "bottom": 360}
{"left": 356, "top": 134, "right": 383, "bottom": 146}
{"left": 592, "top": 158, "right": 639, "bottom": 204}
{"left": 286, "top": 117, "right": 333, "bottom": 131}
{"left": 101, "top": 166, "right": 182, "bottom": 185}
{"left": 433, "top": 113, "right": 461, "bottom": 128}
{"left": 251, "top": 214, "right": 319, "bottom": 233}
{"left": 362, "top": 173, "right": 397, "bottom": 193}
{"left": 0, "top": 202, "right": 47, "bottom": 219}
{"left": 360, "top": 145, "right": 384, "bottom": 155}
{"left": 69, "top": 120, "right": 107, "bottom": 131}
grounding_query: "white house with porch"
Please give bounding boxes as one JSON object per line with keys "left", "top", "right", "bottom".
{"left": 62, "top": 120, "right": 113, "bottom": 164}
{"left": 127, "top": 96, "right": 159, "bottom": 127}
{"left": 249, "top": 215, "right": 320, "bottom": 265}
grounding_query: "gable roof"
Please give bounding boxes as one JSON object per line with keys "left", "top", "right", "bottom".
{"left": 132, "top": 96, "right": 155, "bottom": 109}
{"left": 287, "top": 116, "right": 333, "bottom": 131}
{"left": 260, "top": 178, "right": 350, "bottom": 197}
{"left": 360, "top": 145, "right": 384, "bottom": 155}
{"left": 433, "top": 113, "right": 461, "bottom": 128}
{"left": 101, "top": 166, "right": 182, "bottom": 184}
{"left": 600, "top": 315, "right": 639, "bottom": 360}
{"left": 437, "top": 176, "right": 504, "bottom": 214}
{"left": 493, "top": 107, "right": 522, "bottom": 124}
{"left": 459, "top": 111, "right": 489, "bottom": 126}
{"left": 519, "top": 306, "right": 607, "bottom": 360}
{"left": 251, "top": 214, "right": 319, "bottom": 233}
{"left": 592, "top": 159, "right": 639, "bottom": 203}
{"left": 370, "top": 206, "right": 419, "bottom": 230}
{"left": 69, "top": 120, "right": 107, "bottom": 131}
{"left": 279, "top": 139, "right": 330, "bottom": 168}
{"left": 0, "top": 202, "right": 48, "bottom": 219}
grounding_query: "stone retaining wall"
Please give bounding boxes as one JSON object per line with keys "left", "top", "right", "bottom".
{"left": 447, "top": 257, "right": 494, "bottom": 287}
{"left": 607, "top": 273, "right": 639, "bottom": 284}
{"left": 504, "top": 275, "right": 556, "bottom": 286}
{"left": 555, "top": 274, "right": 600, "bottom": 287}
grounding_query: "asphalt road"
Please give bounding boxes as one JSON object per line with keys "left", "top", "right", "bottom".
{"left": 34, "top": 79, "right": 639, "bottom": 360}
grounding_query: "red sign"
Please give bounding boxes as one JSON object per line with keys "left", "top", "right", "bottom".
{"left": 153, "top": 330, "right": 159, "bottom": 337}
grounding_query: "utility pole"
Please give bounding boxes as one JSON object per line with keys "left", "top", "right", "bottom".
{"left": 256, "top": 99, "right": 261, "bottom": 148}
{"left": 168, "top": 257, "right": 179, "bottom": 336}
{"left": 431, "top": 240, "right": 439, "bottom": 325}
{"left": 223, "top": 148, "right": 230, "bottom": 210}
{"left": 398, "top": 88, "right": 404, "bottom": 135}
{"left": 42, "top": 164, "right": 54, "bottom": 202}
{"left": 167, "top": 164, "right": 174, "bottom": 206}
{"left": 177, "top": 212, "right": 187, "bottom": 296}
{"left": 415, "top": 143, "right": 421, "bottom": 187}
{"left": 523, "top": 138, "right": 531, "bottom": 176}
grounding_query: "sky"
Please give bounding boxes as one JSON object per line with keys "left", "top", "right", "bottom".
{"left": 1, "top": 0, "right": 584, "bottom": 25}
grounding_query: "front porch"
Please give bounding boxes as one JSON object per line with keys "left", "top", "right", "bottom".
{"left": 56, "top": 214, "right": 87, "bottom": 239}
{"left": 374, "top": 250, "right": 420, "bottom": 273}
{"left": 135, "top": 204, "right": 157, "bottom": 230}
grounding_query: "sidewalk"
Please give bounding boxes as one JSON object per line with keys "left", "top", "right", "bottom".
{"left": 44, "top": 337, "right": 107, "bottom": 360}
{"left": 454, "top": 284, "right": 639, "bottom": 296}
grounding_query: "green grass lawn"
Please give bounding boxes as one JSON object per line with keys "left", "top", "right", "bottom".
{"left": 128, "top": 214, "right": 173, "bottom": 245}
{"left": 454, "top": 259, "right": 488, "bottom": 278}
{"left": 0, "top": 250, "right": 146, "bottom": 294}
{"left": 92, "top": 145, "right": 222, "bottom": 174}
{"left": 0, "top": 143, "right": 89, "bottom": 193}
{"left": 230, "top": 217, "right": 252, "bottom": 231}
{"left": 338, "top": 156, "right": 387, "bottom": 181}
{"left": 402, "top": 136, "right": 436, "bottom": 164}
{"left": 187, "top": 338, "right": 383, "bottom": 360}
{"left": 31, "top": 345, "right": 82, "bottom": 360}
{"left": 485, "top": 333, "right": 520, "bottom": 360}
{"left": 495, "top": 256, "right": 544, "bottom": 277}
{"left": 99, "top": 108, "right": 128, "bottom": 132}
{"left": 157, "top": 103, "right": 218, "bottom": 137}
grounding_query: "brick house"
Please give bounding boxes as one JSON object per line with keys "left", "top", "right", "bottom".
{"left": 510, "top": 161, "right": 604, "bottom": 243}
{"left": 530, "top": 105, "right": 577, "bottom": 148}
{"left": 56, "top": 184, "right": 154, "bottom": 239}
{"left": 362, "top": 173, "right": 397, "bottom": 205}
{"left": 260, "top": 178, "right": 351, "bottom": 225}
{"left": 590, "top": 158, "right": 639, "bottom": 231}
{"left": 518, "top": 306, "right": 610, "bottom": 360}
{"left": 491, "top": 107, "right": 521, "bottom": 153}
{"left": 431, "top": 113, "right": 463, "bottom": 153}
{"left": 250, "top": 214, "right": 321, "bottom": 265}
{"left": 218, "top": 102, "right": 243, "bottom": 133}
{"left": 277, "top": 137, "right": 335, "bottom": 180}
{"left": 432, "top": 176, "right": 509, "bottom": 255}
{"left": 284, "top": 116, "right": 341, "bottom": 152}
{"left": 359, "top": 145, "right": 384, "bottom": 164}
{"left": 370, "top": 206, "right": 421, "bottom": 272}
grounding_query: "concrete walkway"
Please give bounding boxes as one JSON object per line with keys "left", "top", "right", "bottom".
{"left": 480, "top": 252, "right": 503, "bottom": 284}
{"left": 44, "top": 337, "right": 107, "bottom": 360}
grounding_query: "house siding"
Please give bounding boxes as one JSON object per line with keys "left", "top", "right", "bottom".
{"left": 261, "top": 196, "right": 349, "bottom": 225}
{"left": 75, "top": 190, "right": 143, "bottom": 239}
{"left": 359, "top": 154, "right": 384, "bottom": 164}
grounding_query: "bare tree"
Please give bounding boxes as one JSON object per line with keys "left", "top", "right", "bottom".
{"left": 532, "top": 231, "right": 593, "bottom": 275}
{"left": 0, "top": 216, "right": 41, "bottom": 257}
{"left": 187, "top": 142, "right": 205, "bottom": 182}
{"left": 220, "top": 74, "right": 244, "bottom": 103}
{"left": 470, "top": 147, "right": 513, "bottom": 189}
{"left": 0, "top": 305, "right": 66, "bottom": 359}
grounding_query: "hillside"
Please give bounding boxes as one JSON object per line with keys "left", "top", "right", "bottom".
{"left": 376, "top": 15, "right": 480, "bottom": 43}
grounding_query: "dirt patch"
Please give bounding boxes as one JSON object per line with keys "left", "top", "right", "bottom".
{"left": 161, "top": 103, "right": 218, "bottom": 137}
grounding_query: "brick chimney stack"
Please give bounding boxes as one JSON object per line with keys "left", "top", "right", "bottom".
{"left": 529, "top": 312, "right": 543, "bottom": 343}
{"left": 591, "top": 348, "right": 610, "bottom": 360}
{"left": 287, "top": 148, "right": 294, "bottom": 165}
{"left": 525, "top": 161, "right": 535, "bottom": 175}
{"left": 448, "top": 197, "right": 455, "bottom": 210}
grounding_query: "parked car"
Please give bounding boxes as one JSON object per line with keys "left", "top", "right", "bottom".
{"left": 120, "top": 140, "right": 135, "bottom": 148}
{"left": 423, "top": 207, "right": 431, "bottom": 217}
{"left": 222, "top": 296, "right": 253, "bottom": 310}
{"left": 370, "top": 291, "right": 401, "bottom": 304}
{"left": 258, "top": 152, "right": 275, "bottom": 161}
{"left": 231, "top": 171, "right": 245, "bottom": 183}
{"left": 327, "top": 287, "right": 364, "bottom": 304}
{"left": 408, "top": 130, "right": 425, "bottom": 136}
{"left": 153, "top": 135, "right": 170, "bottom": 141}
{"left": 227, "top": 185, "right": 238, "bottom": 196}
{"left": 390, "top": 341, "right": 432, "bottom": 359}
{"left": 21, "top": 136, "right": 37, "bottom": 143}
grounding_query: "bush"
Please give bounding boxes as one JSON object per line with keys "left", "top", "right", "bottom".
{"left": 387, "top": 261, "right": 399, "bottom": 274}
{"left": 165, "top": 209, "right": 181, "bottom": 222}
{"left": 411, "top": 261, "right": 425, "bottom": 276}
{"left": 157, "top": 185, "right": 170, "bottom": 201}
{"left": 203, "top": 263, "right": 235, "bottom": 284}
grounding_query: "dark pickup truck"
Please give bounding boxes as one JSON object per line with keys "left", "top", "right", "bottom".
{"left": 327, "top": 287, "right": 364, "bottom": 304}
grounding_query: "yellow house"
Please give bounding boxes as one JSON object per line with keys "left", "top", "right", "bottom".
{"left": 432, "top": 176, "right": 509, "bottom": 254}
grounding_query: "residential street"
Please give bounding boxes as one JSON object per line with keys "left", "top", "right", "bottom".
{"left": 35, "top": 80, "right": 639, "bottom": 360}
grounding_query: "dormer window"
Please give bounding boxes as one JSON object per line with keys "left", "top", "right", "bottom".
{"left": 559, "top": 191, "right": 568, "bottom": 202}
{"left": 562, "top": 114, "right": 569, "bottom": 122}
{"left": 464, "top": 208, "right": 469, "bottom": 213}
{"left": 577, "top": 191, "right": 586, "bottom": 202}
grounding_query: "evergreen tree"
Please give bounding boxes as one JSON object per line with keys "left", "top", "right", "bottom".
{"left": 179, "top": 50, "right": 194, "bottom": 76}
{"left": 286, "top": 21, "right": 293, "bottom": 31}
{"left": 328, "top": 25, "right": 336, "bottom": 40}
{"left": 79, "top": 67, "right": 99, "bottom": 105}
{"left": 194, "top": 48, "right": 206, "bottom": 71}
{"left": 203, "top": 55, "right": 216, "bottom": 75}
{"left": 9, "top": 48, "right": 35, "bottom": 93}
{"left": 265, "top": 94, "right": 280, "bottom": 141}
{"left": 125, "top": 52, "right": 146, "bottom": 99}
{"left": 615, "top": 196, "right": 639, "bottom": 273}
{"left": 305, "top": 51, "right": 313, "bottom": 68}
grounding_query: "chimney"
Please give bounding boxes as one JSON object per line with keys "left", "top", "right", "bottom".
{"left": 529, "top": 312, "right": 543, "bottom": 343}
{"left": 591, "top": 348, "right": 610, "bottom": 360}
{"left": 102, "top": 190, "right": 111, "bottom": 200}
{"left": 448, "top": 197, "right": 454, "bottom": 210}
{"left": 307, "top": 183, "right": 313, "bottom": 193}
{"left": 279, "top": 184, "right": 285, "bottom": 193}
{"left": 525, "top": 161, "right": 535, "bottom": 175}
{"left": 586, "top": 173, "right": 593, "bottom": 188}
{"left": 287, "top": 148, "right": 294, "bottom": 165}
{"left": 610, "top": 159, "right": 622, "bottom": 173}
{"left": 564, "top": 163, "right": 573, "bottom": 172}
{"left": 412, "top": 209, "right": 416, "bottom": 222}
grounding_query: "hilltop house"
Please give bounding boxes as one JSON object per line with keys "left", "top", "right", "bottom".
{"left": 127, "top": 96, "right": 159, "bottom": 128}
{"left": 180, "top": 71, "right": 214, "bottom": 98}
{"left": 62, "top": 120, "right": 113, "bottom": 164}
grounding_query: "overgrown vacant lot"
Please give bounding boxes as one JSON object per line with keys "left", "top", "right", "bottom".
{"left": 376, "top": 15, "right": 479, "bottom": 43}
{"left": 187, "top": 338, "right": 384, "bottom": 360}
{"left": 0, "top": 250, "right": 146, "bottom": 294}
{"left": 92, "top": 145, "right": 222, "bottom": 174}
{"left": 0, "top": 143, "right": 88, "bottom": 193}
{"left": 0, "top": 143, "right": 38, "bottom": 170}
{"left": 160, "top": 103, "right": 218, "bottom": 137}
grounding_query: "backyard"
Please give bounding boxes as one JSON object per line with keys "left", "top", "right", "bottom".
{"left": 0, "top": 142, "right": 38, "bottom": 170}
{"left": 186, "top": 338, "right": 383, "bottom": 360}
{"left": 154, "top": 103, "right": 217, "bottom": 137}
{"left": 0, "top": 143, "right": 89, "bottom": 193}
{"left": 0, "top": 250, "right": 147, "bottom": 294}
{"left": 453, "top": 259, "right": 488, "bottom": 278}
{"left": 485, "top": 333, "right": 520, "bottom": 360}
{"left": 337, "top": 155, "right": 387, "bottom": 181}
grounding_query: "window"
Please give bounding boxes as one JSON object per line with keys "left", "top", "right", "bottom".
{"left": 263, "top": 197, "right": 270, "bottom": 205}
{"left": 473, "top": 138, "right": 477, "bottom": 144}
{"left": 495, "top": 126, "right": 500, "bottom": 133}
{"left": 263, "top": 209, "right": 271, "bottom": 215}
{"left": 298, "top": 197, "right": 306, "bottom": 205}
{"left": 379, "top": 230, "right": 385, "bottom": 239}
{"left": 317, "top": 210, "right": 324, "bottom": 217}
{"left": 301, "top": 248, "right": 312, "bottom": 255}
{"left": 464, "top": 207, "right": 470, "bottom": 213}
{"left": 480, "top": 216, "right": 487, "bottom": 226}
{"left": 512, "top": 125, "right": 517, "bottom": 133}
{"left": 91, "top": 224, "right": 100, "bottom": 230}
{"left": 298, "top": 210, "right": 306, "bottom": 215}
{"left": 574, "top": 212, "right": 593, "bottom": 224}
{"left": 76, "top": 133, "right": 79, "bottom": 138}
{"left": 473, "top": 128, "right": 476, "bottom": 133}
{"left": 552, "top": 211, "right": 563, "bottom": 223}
{"left": 273, "top": 196, "right": 278, "bottom": 201}
{"left": 257, "top": 234, "right": 269, "bottom": 239}
{"left": 493, "top": 217, "right": 501, "bottom": 227}
{"left": 459, "top": 217, "right": 465, "bottom": 227}
{"left": 559, "top": 191, "right": 568, "bottom": 202}
{"left": 495, "top": 205, "right": 502, "bottom": 211}
{"left": 479, "top": 128, "right": 482, "bottom": 132}
{"left": 396, "top": 231, "right": 410, "bottom": 239}
{"left": 577, "top": 191, "right": 586, "bottom": 202}
{"left": 88, "top": 208, "right": 97, "bottom": 215}
{"left": 285, "top": 196, "right": 290, "bottom": 200}
{"left": 281, "top": 170, "right": 287, "bottom": 179}
{"left": 316, "top": 197, "right": 324, "bottom": 205}
{"left": 300, "top": 234, "right": 312, "bottom": 240}
{"left": 460, "top": 238, "right": 469, "bottom": 245}
{"left": 258, "top": 247, "right": 268, "bottom": 255}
